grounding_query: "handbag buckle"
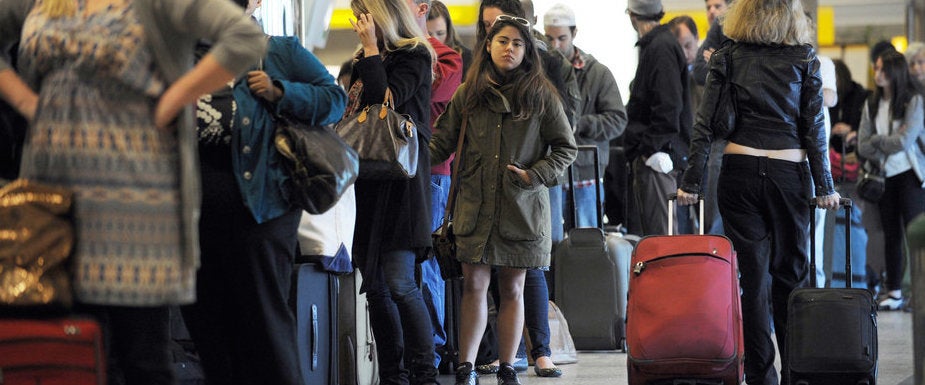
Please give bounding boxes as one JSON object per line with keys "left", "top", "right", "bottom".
{"left": 358, "top": 107, "right": 369, "bottom": 123}
{"left": 403, "top": 121, "right": 414, "bottom": 138}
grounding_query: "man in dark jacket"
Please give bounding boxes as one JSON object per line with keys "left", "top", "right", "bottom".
{"left": 624, "top": 0, "right": 692, "bottom": 236}
{"left": 543, "top": 3, "right": 627, "bottom": 229}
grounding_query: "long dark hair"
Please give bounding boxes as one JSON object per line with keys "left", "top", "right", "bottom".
{"left": 871, "top": 50, "right": 923, "bottom": 120}
{"left": 464, "top": 16, "right": 555, "bottom": 120}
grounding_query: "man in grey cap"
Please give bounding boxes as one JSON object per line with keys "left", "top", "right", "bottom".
{"left": 543, "top": 3, "right": 627, "bottom": 229}
{"left": 623, "top": 0, "right": 693, "bottom": 235}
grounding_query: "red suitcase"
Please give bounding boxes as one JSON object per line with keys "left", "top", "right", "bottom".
{"left": 0, "top": 317, "right": 105, "bottom": 385}
{"left": 626, "top": 195, "right": 744, "bottom": 385}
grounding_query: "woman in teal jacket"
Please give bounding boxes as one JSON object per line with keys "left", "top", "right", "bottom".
{"left": 182, "top": 2, "right": 347, "bottom": 383}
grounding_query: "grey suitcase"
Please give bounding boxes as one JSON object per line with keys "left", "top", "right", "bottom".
{"left": 553, "top": 145, "right": 633, "bottom": 351}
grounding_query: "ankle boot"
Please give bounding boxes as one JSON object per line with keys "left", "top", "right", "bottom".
{"left": 496, "top": 363, "right": 521, "bottom": 385}
{"left": 455, "top": 362, "right": 478, "bottom": 385}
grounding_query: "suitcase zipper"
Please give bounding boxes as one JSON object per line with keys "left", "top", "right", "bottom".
{"left": 633, "top": 253, "right": 729, "bottom": 276}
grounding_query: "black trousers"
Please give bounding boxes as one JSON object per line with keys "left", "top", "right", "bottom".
{"left": 77, "top": 304, "right": 175, "bottom": 385}
{"left": 717, "top": 154, "right": 812, "bottom": 385}
{"left": 181, "top": 167, "right": 303, "bottom": 385}
{"left": 878, "top": 169, "right": 925, "bottom": 291}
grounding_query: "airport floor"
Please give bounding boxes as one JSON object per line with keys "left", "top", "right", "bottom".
{"left": 436, "top": 310, "right": 915, "bottom": 385}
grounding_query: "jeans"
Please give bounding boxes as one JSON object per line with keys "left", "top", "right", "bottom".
{"left": 878, "top": 170, "right": 925, "bottom": 292}
{"left": 366, "top": 249, "right": 437, "bottom": 385}
{"left": 809, "top": 207, "right": 828, "bottom": 287}
{"left": 522, "top": 269, "right": 551, "bottom": 360}
{"left": 423, "top": 174, "right": 451, "bottom": 366}
{"left": 549, "top": 185, "right": 564, "bottom": 243}
{"left": 571, "top": 183, "right": 604, "bottom": 228}
{"left": 718, "top": 154, "right": 811, "bottom": 385}
{"left": 830, "top": 199, "right": 868, "bottom": 289}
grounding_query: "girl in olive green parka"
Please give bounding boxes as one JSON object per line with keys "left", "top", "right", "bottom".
{"left": 428, "top": 14, "right": 576, "bottom": 385}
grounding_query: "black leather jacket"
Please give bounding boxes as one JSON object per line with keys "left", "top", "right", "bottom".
{"left": 681, "top": 42, "right": 835, "bottom": 197}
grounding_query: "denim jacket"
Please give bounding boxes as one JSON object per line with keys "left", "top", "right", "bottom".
{"left": 232, "top": 36, "right": 347, "bottom": 223}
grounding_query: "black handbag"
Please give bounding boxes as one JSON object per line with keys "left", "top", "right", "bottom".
{"left": 273, "top": 114, "right": 359, "bottom": 214}
{"left": 336, "top": 88, "right": 419, "bottom": 180}
{"left": 432, "top": 116, "right": 468, "bottom": 281}
{"left": 856, "top": 161, "right": 885, "bottom": 203}
{"left": 256, "top": 41, "right": 358, "bottom": 214}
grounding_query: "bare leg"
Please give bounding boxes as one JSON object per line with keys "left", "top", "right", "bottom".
{"left": 458, "top": 263, "right": 491, "bottom": 365}
{"left": 495, "top": 267, "right": 527, "bottom": 365}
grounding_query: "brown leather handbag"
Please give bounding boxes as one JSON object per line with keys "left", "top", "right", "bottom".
{"left": 336, "top": 88, "right": 419, "bottom": 180}
{"left": 0, "top": 179, "right": 75, "bottom": 308}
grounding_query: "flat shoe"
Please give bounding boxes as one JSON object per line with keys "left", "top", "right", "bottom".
{"left": 879, "top": 295, "right": 904, "bottom": 311}
{"left": 534, "top": 366, "right": 563, "bottom": 378}
{"left": 456, "top": 362, "right": 479, "bottom": 385}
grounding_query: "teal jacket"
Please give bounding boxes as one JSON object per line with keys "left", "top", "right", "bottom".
{"left": 232, "top": 36, "right": 346, "bottom": 223}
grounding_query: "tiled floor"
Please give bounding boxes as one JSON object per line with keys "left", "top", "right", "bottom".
{"left": 436, "top": 310, "right": 914, "bottom": 385}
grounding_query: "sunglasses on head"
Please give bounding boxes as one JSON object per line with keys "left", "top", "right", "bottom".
{"left": 494, "top": 14, "right": 530, "bottom": 28}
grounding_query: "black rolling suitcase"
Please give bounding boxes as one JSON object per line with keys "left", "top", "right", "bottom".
{"left": 787, "top": 198, "right": 878, "bottom": 385}
{"left": 291, "top": 262, "right": 338, "bottom": 385}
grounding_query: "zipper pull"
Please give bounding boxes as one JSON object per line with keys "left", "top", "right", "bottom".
{"left": 633, "top": 261, "right": 646, "bottom": 276}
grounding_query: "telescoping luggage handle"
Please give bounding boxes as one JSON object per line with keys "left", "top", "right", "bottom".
{"left": 565, "top": 145, "right": 604, "bottom": 230}
{"left": 666, "top": 193, "right": 705, "bottom": 236}
{"left": 810, "top": 198, "right": 854, "bottom": 288}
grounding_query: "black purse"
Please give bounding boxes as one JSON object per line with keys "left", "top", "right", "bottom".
{"left": 855, "top": 100, "right": 890, "bottom": 203}
{"left": 432, "top": 116, "right": 468, "bottom": 281}
{"left": 273, "top": 115, "right": 359, "bottom": 214}
{"left": 256, "top": 44, "right": 359, "bottom": 215}
{"left": 856, "top": 160, "right": 885, "bottom": 203}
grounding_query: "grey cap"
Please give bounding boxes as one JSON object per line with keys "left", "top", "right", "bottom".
{"left": 627, "top": 0, "right": 663, "bottom": 16}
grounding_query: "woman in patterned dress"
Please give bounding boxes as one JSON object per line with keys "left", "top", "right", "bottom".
{"left": 0, "top": 0, "right": 265, "bottom": 383}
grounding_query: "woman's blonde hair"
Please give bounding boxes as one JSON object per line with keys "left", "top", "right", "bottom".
{"left": 723, "top": 0, "right": 812, "bottom": 46}
{"left": 350, "top": 0, "right": 435, "bottom": 65}
{"left": 39, "top": 0, "right": 76, "bottom": 18}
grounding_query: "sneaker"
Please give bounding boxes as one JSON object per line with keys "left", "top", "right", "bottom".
{"left": 497, "top": 363, "right": 521, "bottom": 385}
{"left": 878, "top": 295, "right": 904, "bottom": 311}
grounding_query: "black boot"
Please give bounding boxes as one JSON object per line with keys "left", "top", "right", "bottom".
{"left": 455, "top": 362, "right": 478, "bottom": 385}
{"left": 496, "top": 363, "right": 521, "bottom": 385}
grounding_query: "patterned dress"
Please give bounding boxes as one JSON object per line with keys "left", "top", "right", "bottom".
{"left": 17, "top": 0, "right": 195, "bottom": 306}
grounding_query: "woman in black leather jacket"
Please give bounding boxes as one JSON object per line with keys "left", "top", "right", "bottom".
{"left": 676, "top": 0, "right": 840, "bottom": 383}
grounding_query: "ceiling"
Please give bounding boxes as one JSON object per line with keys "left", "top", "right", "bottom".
{"left": 661, "top": 0, "right": 910, "bottom": 44}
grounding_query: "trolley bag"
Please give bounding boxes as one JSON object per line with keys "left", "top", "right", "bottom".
{"left": 291, "top": 262, "right": 338, "bottom": 385}
{"left": 786, "top": 198, "right": 878, "bottom": 385}
{"left": 0, "top": 317, "right": 105, "bottom": 385}
{"left": 553, "top": 145, "right": 633, "bottom": 351}
{"left": 626, "top": 194, "right": 743, "bottom": 385}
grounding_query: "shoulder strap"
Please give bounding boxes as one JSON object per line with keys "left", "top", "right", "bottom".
{"left": 438, "top": 114, "right": 468, "bottom": 232}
